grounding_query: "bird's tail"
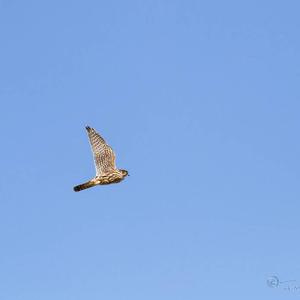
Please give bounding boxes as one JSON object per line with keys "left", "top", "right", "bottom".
{"left": 73, "top": 180, "right": 96, "bottom": 192}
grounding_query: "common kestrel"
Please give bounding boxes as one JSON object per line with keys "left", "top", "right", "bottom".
{"left": 73, "top": 126, "right": 128, "bottom": 192}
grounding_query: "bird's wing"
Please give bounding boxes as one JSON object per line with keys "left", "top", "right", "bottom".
{"left": 85, "top": 126, "right": 116, "bottom": 176}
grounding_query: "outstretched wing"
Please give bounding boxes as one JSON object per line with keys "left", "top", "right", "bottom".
{"left": 85, "top": 126, "right": 116, "bottom": 176}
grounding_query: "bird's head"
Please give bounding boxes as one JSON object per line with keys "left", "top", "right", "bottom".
{"left": 120, "top": 169, "right": 129, "bottom": 177}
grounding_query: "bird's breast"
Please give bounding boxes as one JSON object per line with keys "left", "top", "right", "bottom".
{"left": 97, "top": 172, "right": 124, "bottom": 185}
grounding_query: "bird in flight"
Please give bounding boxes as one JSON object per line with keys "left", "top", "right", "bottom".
{"left": 73, "top": 126, "right": 128, "bottom": 192}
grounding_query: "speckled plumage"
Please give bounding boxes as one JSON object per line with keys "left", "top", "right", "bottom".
{"left": 73, "top": 126, "right": 128, "bottom": 192}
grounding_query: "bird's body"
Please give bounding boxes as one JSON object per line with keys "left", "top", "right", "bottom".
{"left": 74, "top": 171, "right": 126, "bottom": 192}
{"left": 73, "top": 126, "right": 128, "bottom": 192}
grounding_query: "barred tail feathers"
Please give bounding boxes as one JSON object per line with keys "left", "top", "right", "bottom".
{"left": 73, "top": 180, "right": 96, "bottom": 192}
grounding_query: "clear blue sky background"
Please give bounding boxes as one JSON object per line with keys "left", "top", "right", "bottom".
{"left": 0, "top": 0, "right": 299, "bottom": 299}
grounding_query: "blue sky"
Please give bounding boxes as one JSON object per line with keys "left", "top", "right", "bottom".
{"left": 0, "top": 0, "right": 300, "bottom": 299}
